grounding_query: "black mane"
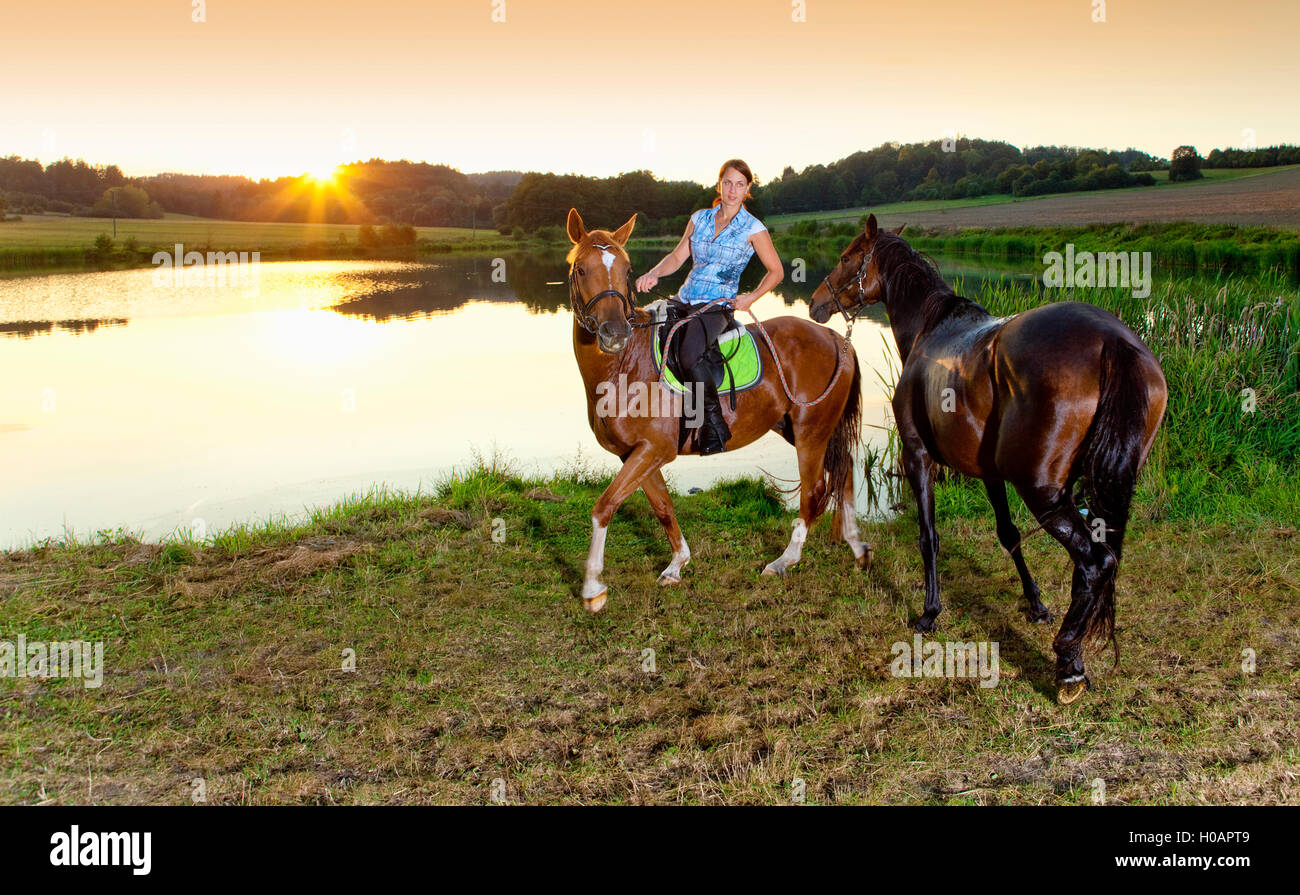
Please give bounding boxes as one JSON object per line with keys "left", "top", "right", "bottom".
{"left": 874, "top": 233, "right": 987, "bottom": 333}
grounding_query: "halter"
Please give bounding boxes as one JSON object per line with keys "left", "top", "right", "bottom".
{"left": 568, "top": 242, "right": 639, "bottom": 335}
{"left": 819, "top": 244, "right": 874, "bottom": 338}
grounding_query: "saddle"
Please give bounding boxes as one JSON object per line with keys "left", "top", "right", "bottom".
{"left": 647, "top": 298, "right": 763, "bottom": 453}
{"left": 646, "top": 299, "right": 762, "bottom": 402}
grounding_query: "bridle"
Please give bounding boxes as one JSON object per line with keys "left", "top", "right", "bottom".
{"left": 818, "top": 244, "right": 875, "bottom": 338}
{"left": 568, "top": 242, "right": 640, "bottom": 335}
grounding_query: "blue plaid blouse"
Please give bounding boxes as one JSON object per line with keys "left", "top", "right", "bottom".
{"left": 677, "top": 204, "right": 767, "bottom": 305}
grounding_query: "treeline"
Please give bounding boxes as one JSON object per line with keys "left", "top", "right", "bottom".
{"left": 0, "top": 157, "right": 522, "bottom": 227}
{"left": 761, "top": 139, "right": 1164, "bottom": 212}
{"left": 5, "top": 138, "right": 1299, "bottom": 234}
{"left": 1206, "top": 144, "right": 1300, "bottom": 169}
{"left": 496, "top": 170, "right": 731, "bottom": 235}
{"left": 0, "top": 156, "right": 129, "bottom": 214}
{"left": 137, "top": 161, "right": 521, "bottom": 227}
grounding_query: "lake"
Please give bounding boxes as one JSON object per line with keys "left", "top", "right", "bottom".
{"left": 0, "top": 250, "right": 1035, "bottom": 549}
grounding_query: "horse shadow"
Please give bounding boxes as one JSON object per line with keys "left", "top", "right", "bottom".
{"left": 530, "top": 493, "right": 674, "bottom": 602}
{"left": 882, "top": 531, "right": 1059, "bottom": 698}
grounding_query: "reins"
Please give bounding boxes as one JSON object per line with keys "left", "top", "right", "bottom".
{"left": 638, "top": 286, "right": 848, "bottom": 409}
{"left": 819, "top": 244, "right": 875, "bottom": 339}
{"left": 570, "top": 241, "right": 852, "bottom": 409}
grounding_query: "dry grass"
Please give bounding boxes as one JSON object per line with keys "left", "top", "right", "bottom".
{"left": 1, "top": 474, "right": 1296, "bottom": 805}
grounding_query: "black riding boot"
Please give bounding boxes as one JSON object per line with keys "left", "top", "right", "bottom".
{"left": 687, "top": 359, "right": 731, "bottom": 455}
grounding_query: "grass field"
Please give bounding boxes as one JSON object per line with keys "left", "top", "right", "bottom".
{"left": 1, "top": 274, "right": 1296, "bottom": 805}
{"left": 767, "top": 166, "right": 1300, "bottom": 231}
{"left": 1, "top": 468, "right": 1295, "bottom": 806}
{"left": 0, "top": 214, "right": 483, "bottom": 250}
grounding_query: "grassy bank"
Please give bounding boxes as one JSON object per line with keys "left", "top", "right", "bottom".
{"left": 0, "top": 238, "right": 533, "bottom": 275}
{"left": 0, "top": 214, "right": 521, "bottom": 274}
{"left": 0, "top": 214, "right": 683, "bottom": 275}
{"left": 906, "top": 223, "right": 1300, "bottom": 279}
{"left": 913, "top": 276, "right": 1300, "bottom": 526}
{"left": 772, "top": 222, "right": 1300, "bottom": 281}
{"left": 2, "top": 458, "right": 1296, "bottom": 805}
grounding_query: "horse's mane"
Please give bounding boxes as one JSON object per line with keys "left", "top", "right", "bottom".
{"left": 874, "top": 233, "right": 987, "bottom": 334}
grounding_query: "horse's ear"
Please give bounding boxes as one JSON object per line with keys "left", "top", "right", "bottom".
{"left": 566, "top": 208, "right": 587, "bottom": 244}
{"left": 893, "top": 223, "right": 906, "bottom": 235}
{"left": 612, "top": 214, "right": 636, "bottom": 246}
{"left": 865, "top": 214, "right": 878, "bottom": 239}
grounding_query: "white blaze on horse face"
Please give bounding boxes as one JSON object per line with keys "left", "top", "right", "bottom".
{"left": 593, "top": 243, "right": 617, "bottom": 291}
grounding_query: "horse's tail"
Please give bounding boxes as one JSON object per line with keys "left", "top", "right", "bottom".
{"left": 826, "top": 347, "right": 862, "bottom": 535}
{"left": 1072, "top": 337, "right": 1151, "bottom": 660}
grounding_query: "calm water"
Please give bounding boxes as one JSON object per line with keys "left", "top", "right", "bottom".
{"left": 0, "top": 251, "right": 1025, "bottom": 549}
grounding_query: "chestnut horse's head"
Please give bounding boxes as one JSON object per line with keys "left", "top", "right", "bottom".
{"left": 566, "top": 207, "right": 638, "bottom": 354}
{"left": 808, "top": 214, "right": 905, "bottom": 325}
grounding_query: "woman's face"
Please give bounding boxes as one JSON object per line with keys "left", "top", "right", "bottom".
{"left": 718, "top": 167, "right": 749, "bottom": 207}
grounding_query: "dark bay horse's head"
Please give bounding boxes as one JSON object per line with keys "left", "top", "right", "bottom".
{"left": 809, "top": 214, "right": 905, "bottom": 324}
{"left": 566, "top": 207, "right": 638, "bottom": 354}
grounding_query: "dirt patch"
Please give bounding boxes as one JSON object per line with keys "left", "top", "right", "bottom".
{"left": 171, "top": 538, "right": 368, "bottom": 601}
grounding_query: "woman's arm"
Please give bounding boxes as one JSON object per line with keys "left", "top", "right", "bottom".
{"left": 635, "top": 218, "right": 694, "bottom": 293}
{"left": 732, "top": 228, "right": 783, "bottom": 312}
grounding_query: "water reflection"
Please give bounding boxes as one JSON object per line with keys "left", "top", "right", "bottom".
{"left": 1, "top": 252, "right": 910, "bottom": 335}
{"left": 1, "top": 318, "right": 129, "bottom": 340}
{"left": 0, "top": 254, "right": 920, "bottom": 549}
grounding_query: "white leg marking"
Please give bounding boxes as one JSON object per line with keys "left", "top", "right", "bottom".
{"left": 659, "top": 536, "right": 691, "bottom": 585}
{"left": 841, "top": 494, "right": 866, "bottom": 559}
{"left": 583, "top": 516, "right": 608, "bottom": 602}
{"left": 764, "top": 518, "right": 807, "bottom": 576}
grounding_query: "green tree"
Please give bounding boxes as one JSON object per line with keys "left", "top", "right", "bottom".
{"left": 1169, "top": 145, "right": 1203, "bottom": 182}
{"left": 90, "top": 185, "right": 163, "bottom": 218}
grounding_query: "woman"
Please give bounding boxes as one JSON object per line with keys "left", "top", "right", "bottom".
{"left": 635, "top": 159, "right": 784, "bottom": 454}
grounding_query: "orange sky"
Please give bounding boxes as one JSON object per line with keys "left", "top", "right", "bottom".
{"left": 4, "top": 0, "right": 1297, "bottom": 183}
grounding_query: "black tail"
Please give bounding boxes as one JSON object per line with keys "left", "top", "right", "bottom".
{"left": 1076, "top": 338, "right": 1151, "bottom": 659}
{"left": 825, "top": 350, "right": 862, "bottom": 533}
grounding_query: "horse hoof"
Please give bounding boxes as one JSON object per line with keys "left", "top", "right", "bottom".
{"left": 761, "top": 564, "right": 783, "bottom": 577}
{"left": 855, "top": 548, "right": 873, "bottom": 571}
{"left": 1057, "top": 680, "right": 1087, "bottom": 705}
{"left": 913, "top": 617, "right": 937, "bottom": 633}
{"left": 657, "top": 572, "right": 681, "bottom": 587}
{"left": 583, "top": 588, "right": 608, "bottom": 613}
{"left": 1029, "top": 608, "right": 1054, "bottom": 625}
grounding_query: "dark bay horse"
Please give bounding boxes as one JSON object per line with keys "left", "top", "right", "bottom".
{"left": 565, "top": 207, "right": 868, "bottom": 613}
{"left": 810, "top": 215, "right": 1167, "bottom": 703}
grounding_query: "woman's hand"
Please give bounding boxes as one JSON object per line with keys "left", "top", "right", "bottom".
{"left": 732, "top": 292, "right": 755, "bottom": 312}
{"left": 636, "top": 272, "right": 659, "bottom": 293}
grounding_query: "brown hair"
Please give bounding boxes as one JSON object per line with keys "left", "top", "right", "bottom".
{"left": 712, "top": 158, "right": 755, "bottom": 207}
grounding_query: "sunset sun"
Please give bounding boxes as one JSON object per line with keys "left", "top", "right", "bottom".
{"left": 306, "top": 166, "right": 338, "bottom": 185}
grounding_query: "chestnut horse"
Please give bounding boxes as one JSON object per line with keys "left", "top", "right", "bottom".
{"left": 565, "top": 208, "right": 868, "bottom": 612}
{"left": 810, "top": 215, "right": 1166, "bottom": 703}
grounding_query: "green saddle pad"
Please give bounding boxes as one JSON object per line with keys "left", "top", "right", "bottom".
{"left": 653, "top": 323, "right": 763, "bottom": 395}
